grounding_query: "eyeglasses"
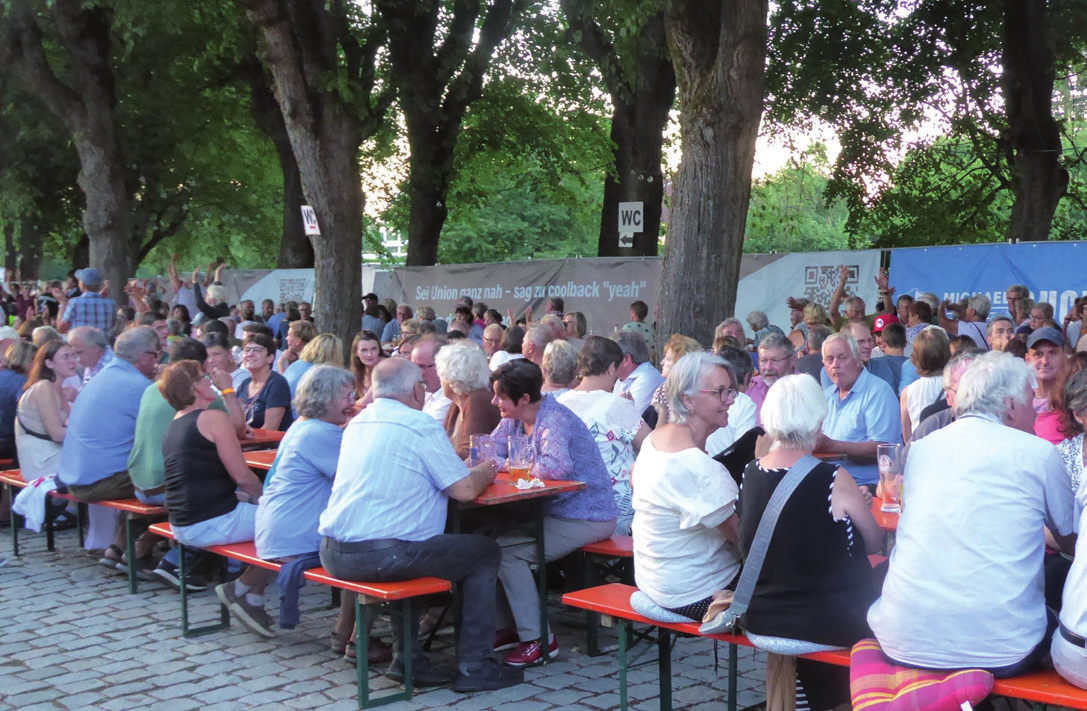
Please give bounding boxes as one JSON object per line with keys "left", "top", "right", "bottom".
{"left": 144, "top": 349, "right": 160, "bottom": 358}
{"left": 242, "top": 346, "right": 267, "bottom": 355}
{"left": 760, "top": 354, "right": 793, "bottom": 366}
{"left": 699, "top": 386, "right": 737, "bottom": 402}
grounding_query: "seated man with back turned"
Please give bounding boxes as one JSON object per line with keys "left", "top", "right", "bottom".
{"left": 318, "top": 357, "right": 523, "bottom": 692}
{"left": 869, "top": 351, "right": 1075, "bottom": 676}
{"left": 59, "top": 326, "right": 162, "bottom": 570}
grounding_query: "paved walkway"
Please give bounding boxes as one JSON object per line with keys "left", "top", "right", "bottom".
{"left": 1, "top": 526, "right": 771, "bottom": 711}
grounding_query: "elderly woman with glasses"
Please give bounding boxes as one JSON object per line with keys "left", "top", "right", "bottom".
{"left": 631, "top": 352, "right": 742, "bottom": 621}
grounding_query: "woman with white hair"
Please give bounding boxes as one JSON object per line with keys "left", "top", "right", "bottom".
{"left": 253, "top": 365, "right": 389, "bottom": 662}
{"left": 191, "top": 268, "right": 231, "bottom": 322}
{"left": 738, "top": 374, "right": 882, "bottom": 710}
{"left": 540, "top": 340, "right": 579, "bottom": 397}
{"left": 435, "top": 339, "right": 501, "bottom": 460}
{"left": 630, "top": 352, "right": 742, "bottom": 620}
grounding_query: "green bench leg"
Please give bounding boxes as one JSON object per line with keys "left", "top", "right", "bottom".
{"left": 125, "top": 515, "right": 138, "bottom": 594}
{"left": 536, "top": 515, "right": 550, "bottom": 663}
{"left": 583, "top": 552, "right": 601, "bottom": 656}
{"left": 7, "top": 483, "right": 18, "bottom": 557}
{"left": 356, "top": 596, "right": 414, "bottom": 708}
{"left": 619, "top": 619, "right": 630, "bottom": 711}
{"left": 728, "top": 642, "right": 738, "bottom": 711}
{"left": 178, "top": 542, "right": 228, "bottom": 637}
{"left": 658, "top": 628, "right": 673, "bottom": 711}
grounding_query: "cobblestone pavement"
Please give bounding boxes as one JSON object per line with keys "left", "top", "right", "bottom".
{"left": 1, "top": 526, "right": 771, "bottom": 711}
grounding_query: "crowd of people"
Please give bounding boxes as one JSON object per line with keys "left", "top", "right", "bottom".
{"left": 1, "top": 261, "right": 1085, "bottom": 702}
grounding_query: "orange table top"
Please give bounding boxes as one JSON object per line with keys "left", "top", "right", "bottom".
{"left": 245, "top": 450, "right": 277, "bottom": 469}
{"left": 239, "top": 428, "right": 284, "bottom": 450}
{"left": 470, "top": 473, "right": 585, "bottom": 506}
{"left": 871, "top": 497, "right": 900, "bottom": 532}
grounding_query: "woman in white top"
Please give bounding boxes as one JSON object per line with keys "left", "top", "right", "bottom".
{"left": 899, "top": 326, "right": 951, "bottom": 442}
{"left": 631, "top": 352, "right": 742, "bottom": 620}
{"left": 16, "top": 340, "right": 79, "bottom": 479}
{"left": 559, "top": 336, "right": 651, "bottom": 535}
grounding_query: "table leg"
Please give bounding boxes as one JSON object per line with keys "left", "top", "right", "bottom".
{"left": 619, "top": 619, "right": 630, "bottom": 711}
{"left": 728, "top": 642, "right": 738, "bottom": 711}
{"left": 658, "top": 628, "right": 673, "bottom": 711}
{"left": 536, "top": 514, "right": 549, "bottom": 662}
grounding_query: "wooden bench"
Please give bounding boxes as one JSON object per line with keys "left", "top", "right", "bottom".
{"left": 579, "top": 535, "right": 634, "bottom": 656}
{"left": 563, "top": 582, "right": 850, "bottom": 711}
{"left": 563, "top": 583, "right": 1087, "bottom": 711}
{"left": 1, "top": 469, "right": 168, "bottom": 594}
{"left": 148, "top": 522, "right": 452, "bottom": 708}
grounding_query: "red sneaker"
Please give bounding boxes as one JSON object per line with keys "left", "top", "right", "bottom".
{"left": 493, "top": 628, "right": 520, "bottom": 652}
{"left": 503, "top": 635, "right": 558, "bottom": 666}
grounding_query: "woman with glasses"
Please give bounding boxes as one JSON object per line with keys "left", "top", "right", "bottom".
{"left": 237, "top": 333, "right": 293, "bottom": 431}
{"left": 630, "top": 352, "right": 742, "bottom": 621}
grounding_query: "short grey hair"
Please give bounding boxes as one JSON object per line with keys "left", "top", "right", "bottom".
{"left": 32, "top": 326, "right": 63, "bottom": 348}
{"left": 206, "top": 284, "right": 227, "bottom": 305}
{"left": 822, "top": 332, "right": 860, "bottom": 361}
{"left": 372, "top": 357, "right": 423, "bottom": 399}
{"left": 613, "top": 330, "right": 650, "bottom": 365}
{"left": 943, "top": 350, "right": 982, "bottom": 391}
{"left": 68, "top": 326, "right": 108, "bottom": 349}
{"left": 434, "top": 339, "right": 490, "bottom": 395}
{"left": 954, "top": 351, "right": 1036, "bottom": 420}
{"left": 115, "top": 326, "right": 159, "bottom": 364}
{"left": 524, "top": 323, "right": 554, "bottom": 351}
{"left": 746, "top": 310, "right": 769, "bottom": 331}
{"left": 714, "top": 318, "right": 744, "bottom": 340}
{"left": 966, "top": 293, "right": 992, "bottom": 320}
{"left": 919, "top": 292, "right": 941, "bottom": 314}
{"left": 667, "top": 352, "right": 733, "bottom": 425}
{"left": 843, "top": 295, "right": 865, "bottom": 312}
{"left": 542, "top": 340, "right": 579, "bottom": 385}
{"left": 293, "top": 365, "right": 355, "bottom": 419}
{"left": 761, "top": 374, "right": 827, "bottom": 451}
{"left": 758, "top": 332, "right": 795, "bottom": 357}
{"left": 807, "top": 324, "right": 833, "bottom": 351}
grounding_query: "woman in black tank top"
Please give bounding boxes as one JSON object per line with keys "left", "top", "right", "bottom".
{"left": 738, "top": 374, "right": 885, "bottom": 711}
{"left": 160, "top": 360, "right": 276, "bottom": 638}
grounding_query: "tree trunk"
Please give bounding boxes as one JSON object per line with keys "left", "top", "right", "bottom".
{"left": 596, "top": 16, "right": 674, "bottom": 257}
{"left": 236, "top": 0, "right": 389, "bottom": 347}
{"left": 17, "top": 215, "right": 43, "bottom": 280}
{"left": 1003, "top": 0, "right": 1067, "bottom": 242}
{"left": 3, "top": 0, "right": 136, "bottom": 308}
{"left": 378, "top": 0, "right": 526, "bottom": 267}
{"left": 241, "top": 54, "right": 313, "bottom": 268}
{"left": 659, "top": 0, "right": 768, "bottom": 346}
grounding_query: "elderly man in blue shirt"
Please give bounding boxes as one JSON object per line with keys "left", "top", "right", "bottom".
{"left": 816, "top": 332, "right": 902, "bottom": 488}
{"left": 59, "top": 326, "right": 161, "bottom": 569}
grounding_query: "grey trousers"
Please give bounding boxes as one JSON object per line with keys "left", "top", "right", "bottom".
{"left": 495, "top": 516, "right": 616, "bottom": 641}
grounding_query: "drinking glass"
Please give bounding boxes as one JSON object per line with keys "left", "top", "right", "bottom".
{"left": 508, "top": 435, "right": 536, "bottom": 483}
{"left": 877, "top": 443, "right": 903, "bottom": 513}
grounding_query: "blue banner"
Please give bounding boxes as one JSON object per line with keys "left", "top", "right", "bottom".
{"left": 889, "top": 242, "right": 1087, "bottom": 320}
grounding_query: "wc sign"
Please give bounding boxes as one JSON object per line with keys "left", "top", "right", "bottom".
{"left": 618, "top": 201, "right": 643, "bottom": 246}
{"left": 301, "top": 205, "right": 321, "bottom": 236}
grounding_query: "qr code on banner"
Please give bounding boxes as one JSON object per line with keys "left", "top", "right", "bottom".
{"left": 802, "top": 265, "right": 856, "bottom": 305}
{"left": 279, "top": 278, "right": 309, "bottom": 303}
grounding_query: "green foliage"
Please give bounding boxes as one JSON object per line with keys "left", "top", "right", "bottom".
{"left": 743, "top": 144, "right": 853, "bottom": 254}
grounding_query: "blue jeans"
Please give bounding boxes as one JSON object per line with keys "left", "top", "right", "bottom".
{"left": 320, "top": 534, "right": 500, "bottom": 665}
